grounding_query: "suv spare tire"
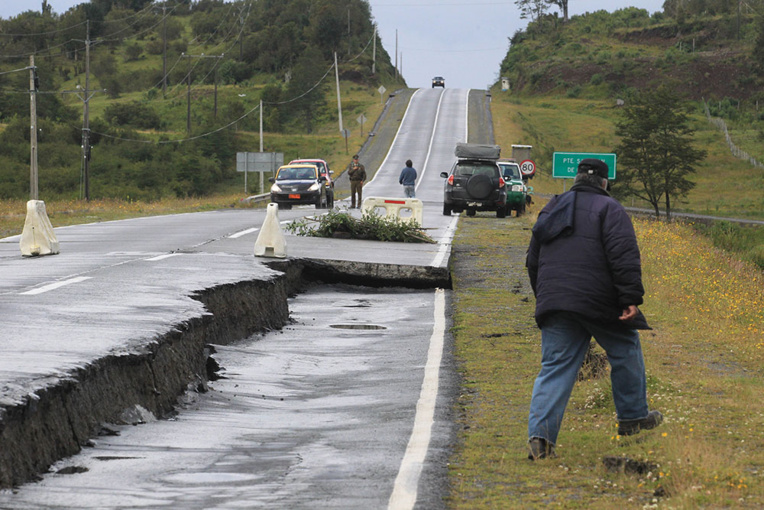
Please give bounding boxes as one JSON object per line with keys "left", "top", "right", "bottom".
{"left": 466, "top": 174, "right": 494, "bottom": 200}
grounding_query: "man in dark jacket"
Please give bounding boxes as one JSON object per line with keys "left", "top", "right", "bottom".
{"left": 525, "top": 158, "right": 662, "bottom": 460}
{"left": 398, "top": 159, "right": 417, "bottom": 198}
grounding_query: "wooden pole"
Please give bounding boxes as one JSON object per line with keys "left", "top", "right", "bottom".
{"left": 29, "top": 55, "right": 38, "bottom": 200}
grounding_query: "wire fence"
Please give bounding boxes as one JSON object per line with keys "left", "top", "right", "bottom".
{"left": 703, "top": 100, "right": 764, "bottom": 170}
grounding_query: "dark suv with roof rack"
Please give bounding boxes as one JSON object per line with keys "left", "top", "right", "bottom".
{"left": 440, "top": 143, "right": 507, "bottom": 218}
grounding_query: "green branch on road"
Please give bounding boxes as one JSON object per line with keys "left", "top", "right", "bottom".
{"left": 285, "top": 209, "right": 436, "bottom": 243}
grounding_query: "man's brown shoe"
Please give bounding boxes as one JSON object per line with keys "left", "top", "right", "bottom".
{"left": 528, "top": 437, "right": 556, "bottom": 460}
{"left": 618, "top": 410, "right": 663, "bottom": 436}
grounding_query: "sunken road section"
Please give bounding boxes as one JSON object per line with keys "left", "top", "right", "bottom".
{"left": 0, "top": 258, "right": 451, "bottom": 489}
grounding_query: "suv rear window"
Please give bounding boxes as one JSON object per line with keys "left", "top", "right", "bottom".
{"left": 455, "top": 162, "right": 497, "bottom": 177}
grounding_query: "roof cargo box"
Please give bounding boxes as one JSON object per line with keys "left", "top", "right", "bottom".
{"left": 454, "top": 143, "right": 501, "bottom": 160}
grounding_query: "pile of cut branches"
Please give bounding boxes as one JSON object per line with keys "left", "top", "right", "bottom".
{"left": 285, "top": 209, "right": 435, "bottom": 243}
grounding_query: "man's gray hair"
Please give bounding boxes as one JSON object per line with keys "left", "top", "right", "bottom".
{"left": 574, "top": 172, "right": 607, "bottom": 188}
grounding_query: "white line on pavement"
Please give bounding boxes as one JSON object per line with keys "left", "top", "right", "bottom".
{"left": 431, "top": 215, "right": 459, "bottom": 268}
{"left": 20, "top": 276, "right": 93, "bottom": 295}
{"left": 145, "top": 254, "right": 181, "bottom": 261}
{"left": 229, "top": 227, "right": 259, "bottom": 239}
{"left": 388, "top": 288, "right": 446, "bottom": 510}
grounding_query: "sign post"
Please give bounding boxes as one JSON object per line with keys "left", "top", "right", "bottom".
{"left": 237, "top": 152, "right": 284, "bottom": 194}
{"left": 356, "top": 113, "right": 367, "bottom": 137}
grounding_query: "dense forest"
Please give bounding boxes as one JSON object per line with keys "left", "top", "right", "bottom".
{"left": 0, "top": 0, "right": 399, "bottom": 200}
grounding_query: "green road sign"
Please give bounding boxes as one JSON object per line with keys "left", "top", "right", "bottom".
{"left": 553, "top": 152, "right": 617, "bottom": 179}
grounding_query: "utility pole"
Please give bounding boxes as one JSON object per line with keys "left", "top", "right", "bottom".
{"left": 29, "top": 56, "right": 38, "bottom": 200}
{"left": 334, "top": 52, "right": 343, "bottom": 135}
{"left": 83, "top": 20, "right": 91, "bottom": 201}
{"left": 182, "top": 53, "right": 224, "bottom": 134}
{"left": 372, "top": 24, "right": 376, "bottom": 75}
{"left": 69, "top": 20, "right": 104, "bottom": 201}
{"left": 184, "top": 53, "right": 191, "bottom": 134}
{"left": 395, "top": 30, "right": 398, "bottom": 79}
{"left": 162, "top": 3, "right": 167, "bottom": 96}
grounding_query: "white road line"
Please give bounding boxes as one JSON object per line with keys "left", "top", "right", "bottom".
{"left": 229, "top": 227, "right": 259, "bottom": 239}
{"left": 367, "top": 89, "right": 420, "bottom": 186}
{"left": 145, "top": 253, "right": 181, "bottom": 261}
{"left": 388, "top": 288, "right": 446, "bottom": 510}
{"left": 415, "top": 88, "right": 446, "bottom": 191}
{"left": 20, "top": 276, "right": 93, "bottom": 295}
{"left": 431, "top": 215, "right": 459, "bottom": 268}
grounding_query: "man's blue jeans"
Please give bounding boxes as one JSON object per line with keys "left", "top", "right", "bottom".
{"left": 403, "top": 185, "right": 416, "bottom": 198}
{"left": 528, "top": 311, "right": 649, "bottom": 445}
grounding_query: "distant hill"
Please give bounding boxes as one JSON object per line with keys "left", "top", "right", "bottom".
{"left": 500, "top": 6, "right": 764, "bottom": 103}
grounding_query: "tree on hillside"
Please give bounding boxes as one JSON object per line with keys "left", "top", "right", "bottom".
{"left": 515, "top": 0, "right": 549, "bottom": 22}
{"left": 286, "top": 46, "right": 328, "bottom": 134}
{"left": 515, "top": 0, "right": 567, "bottom": 22}
{"left": 547, "top": 0, "right": 568, "bottom": 22}
{"left": 613, "top": 86, "right": 706, "bottom": 220}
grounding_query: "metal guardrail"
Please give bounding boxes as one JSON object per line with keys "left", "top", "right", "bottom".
{"left": 240, "top": 193, "right": 270, "bottom": 204}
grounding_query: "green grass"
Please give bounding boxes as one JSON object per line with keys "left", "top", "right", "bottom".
{"left": 447, "top": 208, "right": 764, "bottom": 509}
{"left": 490, "top": 93, "right": 764, "bottom": 221}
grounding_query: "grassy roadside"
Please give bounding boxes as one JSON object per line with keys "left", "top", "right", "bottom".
{"left": 490, "top": 93, "right": 764, "bottom": 220}
{"left": 446, "top": 205, "right": 764, "bottom": 508}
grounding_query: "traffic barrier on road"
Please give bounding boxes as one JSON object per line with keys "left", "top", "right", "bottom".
{"left": 361, "top": 196, "right": 423, "bottom": 225}
{"left": 19, "top": 200, "right": 59, "bottom": 257}
{"left": 254, "top": 203, "right": 287, "bottom": 258}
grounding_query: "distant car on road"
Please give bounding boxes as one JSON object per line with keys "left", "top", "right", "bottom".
{"left": 269, "top": 163, "right": 327, "bottom": 210}
{"left": 497, "top": 159, "right": 527, "bottom": 216}
{"left": 289, "top": 158, "right": 335, "bottom": 208}
{"left": 432, "top": 76, "right": 445, "bottom": 88}
{"left": 440, "top": 143, "right": 507, "bottom": 218}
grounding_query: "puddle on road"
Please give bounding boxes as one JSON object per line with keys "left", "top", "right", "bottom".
{"left": 329, "top": 324, "right": 387, "bottom": 330}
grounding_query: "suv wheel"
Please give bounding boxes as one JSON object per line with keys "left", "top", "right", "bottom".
{"left": 443, "top": 203, "right": 452, "bottom": 216}
{"left": 466, "top": 209, "right": 476, "bottom": 217}
{"left": 497, "top": 206, "right": 507, "bottom": 218}
{"left": 466, "top": 174, "right": 494, "bottom": 200}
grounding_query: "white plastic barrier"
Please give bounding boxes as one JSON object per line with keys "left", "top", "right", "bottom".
{"left": 254, "top": 202, "right": 287, "bottom": 258}
{"left": 361, "top": 197, "right": 423, "bottom": 225}
{"left": 19, "top": 200, "right": 60, "bottom": 257}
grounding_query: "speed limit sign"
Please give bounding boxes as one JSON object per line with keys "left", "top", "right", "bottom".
{"left": 520, "top": 159, "right": 536, "bottom": 177}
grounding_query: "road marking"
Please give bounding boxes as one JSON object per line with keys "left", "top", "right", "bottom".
{"left": 389, "top": 288, "right": 446, "bottom": 510}
{"left": 229, "top": 227, "right": 259, "bottom": 239}
{"left": 367, "top": 89, "right": 420, "bottom": 186}
{"left": 431, "top": 215, "right": 459, "bottom": 268}
{"left": 20, "top": 276, "right": 93, "bottom": 295}
{"left": 415, "top": 88, "right": 446, "bottom": 192}
{"left": 145, "top": 254, "right": 181, "bottom": 261}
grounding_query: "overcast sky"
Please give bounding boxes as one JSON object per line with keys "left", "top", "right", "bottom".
{"left": 1, "top": 0, "right": 666, "bottom": 89}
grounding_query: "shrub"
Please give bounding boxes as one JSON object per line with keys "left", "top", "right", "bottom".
{"left": 285, "top": 209, "right": 435, "bottom": 243}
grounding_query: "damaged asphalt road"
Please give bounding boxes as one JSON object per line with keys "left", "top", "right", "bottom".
{"left": 0, "top": 284, "right": 457, "bottom": 509}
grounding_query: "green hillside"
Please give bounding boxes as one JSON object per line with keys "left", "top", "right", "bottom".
{"left": 493, "top": 6, "right": 764, "bottom": 222}
{"left": 0, "top": 0, "right": 404, "bottom": 201}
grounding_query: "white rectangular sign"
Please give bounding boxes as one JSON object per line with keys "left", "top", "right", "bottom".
{"left": 236, "top": 152, "right": 283, "bottom": 173}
